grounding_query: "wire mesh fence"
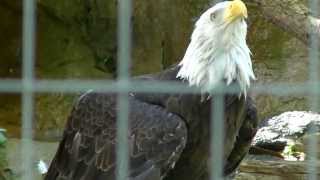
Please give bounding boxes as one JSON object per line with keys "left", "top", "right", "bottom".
{"left": 0, "top": 0, "right": 319, "bottom": 180}
{"left": 307, "top": 0, "right": 319, "bottom": 179}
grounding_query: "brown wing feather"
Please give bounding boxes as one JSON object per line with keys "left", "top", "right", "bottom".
{"left": 45, "top": 92, "right": 187, "bottom": 180}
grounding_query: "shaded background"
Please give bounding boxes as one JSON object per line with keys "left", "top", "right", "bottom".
{"left": 0, "top": 0, "right": 310, "bottom": 140}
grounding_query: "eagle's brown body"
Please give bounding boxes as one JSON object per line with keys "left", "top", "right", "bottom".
{"left": 45, "top": 66, "right": 258, "bottom": 180}
{"left": 134, "top": 66, "right": 258, "bottom": 180}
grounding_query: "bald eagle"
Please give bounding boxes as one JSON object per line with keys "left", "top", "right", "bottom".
{"left": 45, "top": 0, "right": 258, "bottom": 180}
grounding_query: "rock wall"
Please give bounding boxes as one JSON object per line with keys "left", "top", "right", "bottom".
{"left": 0, "top": 0, "right": 315, "bottom": 139}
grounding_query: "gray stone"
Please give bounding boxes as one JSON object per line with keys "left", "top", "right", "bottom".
{"left": 252, "top": 111, "right": 320, "bottom": 160}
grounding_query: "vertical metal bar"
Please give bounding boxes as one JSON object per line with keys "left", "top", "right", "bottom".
{"left": 21, "top": 0, "right": 36, "bottom": 180}
{"left": 307, "top": 0, "right": 319, "bottom": 180}
{"left": 308, "top": 0, "right": 320, "bottom": 109}
{"left": 116, "top": 0, "right": 132, "bottom": 179}
{"left": 210, "top": 1, "right": 223, "bottom": 179}
{"left": 116, "top": 94, "right": 129, "bottom": 180}
{"left": 210, "top": 94, "right": 224, "bottom": 180}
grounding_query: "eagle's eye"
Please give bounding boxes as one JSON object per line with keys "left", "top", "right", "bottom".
{"left": 210, "top": 12, "right": 217, "bottom": 21}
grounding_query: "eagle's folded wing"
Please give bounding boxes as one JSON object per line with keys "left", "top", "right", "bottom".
{"left": 45, "top": 92, "right": 187, "bottom": 180}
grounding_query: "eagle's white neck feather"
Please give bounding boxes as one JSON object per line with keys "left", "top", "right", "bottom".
{"left": 177, "top": 3, "right": 255, "bottom": 97}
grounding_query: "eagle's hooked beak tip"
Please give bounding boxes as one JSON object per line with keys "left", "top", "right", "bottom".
{"left": 224, "top": 0, "right": 248, "bottom": 23}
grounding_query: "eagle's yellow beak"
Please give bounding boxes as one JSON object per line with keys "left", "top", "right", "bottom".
{"left": 224, "top": 0, "right": 248, "bottom": 23}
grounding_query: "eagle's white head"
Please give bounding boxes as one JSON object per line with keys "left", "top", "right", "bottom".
{"left": 177, "top": 0, "right": 255, "bottom": 97}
